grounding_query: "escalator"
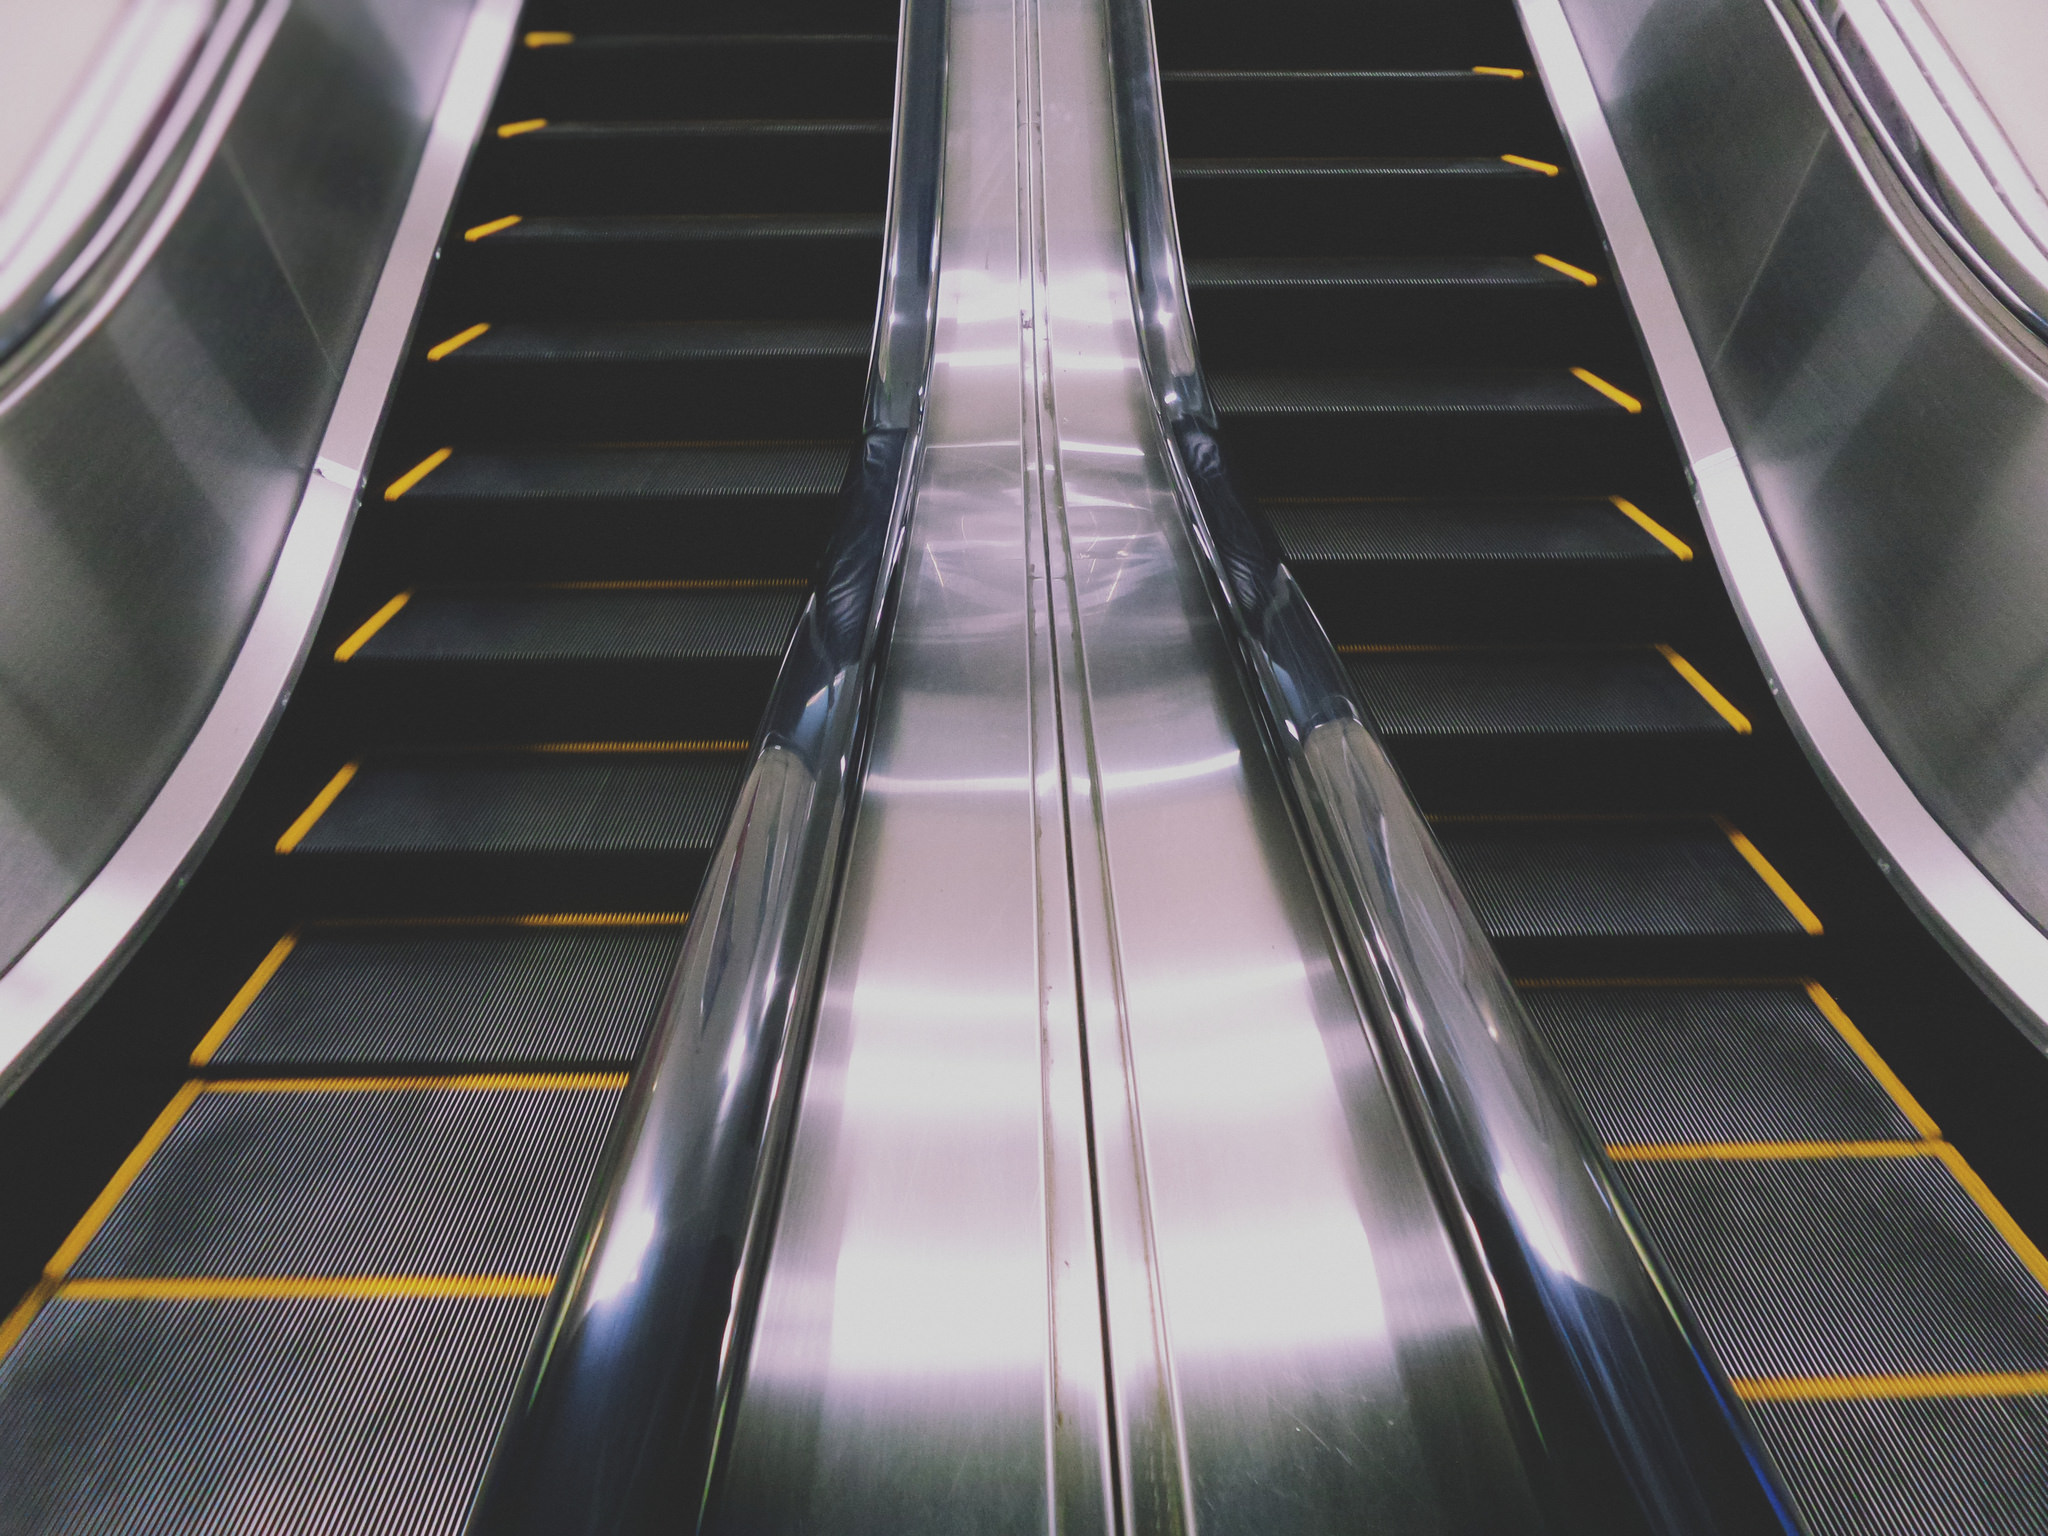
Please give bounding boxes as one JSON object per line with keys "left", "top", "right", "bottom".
{"left": 1150, "top": 0, "right": 2048, "bottom": 1528}
{"left": 0, "top": 1, "right": 899, "bottom": 1527}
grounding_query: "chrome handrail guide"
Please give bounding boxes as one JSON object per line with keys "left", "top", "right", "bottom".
{"left": 1098, "top": 0, "right": 1800, "bottom": 1530}
{"left": 461, "top": 1, "right": 947, "bottom": 1530}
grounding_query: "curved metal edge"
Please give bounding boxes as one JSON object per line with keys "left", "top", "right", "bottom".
{"left": 0, "top": 0, "right": 525, "bottom": 1098}
{"left": 1514, "top": 0, "right": 2048, "bottom": 1053}
{"left": 458, "top": 1, "right": 947, "bottom": 1531}
{"left": 1099, "top": 0, "right": 1803, "bottom": 1531}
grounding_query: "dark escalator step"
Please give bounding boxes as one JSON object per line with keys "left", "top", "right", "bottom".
{"left": 206, "top": 923, "right": 685, "bottom": 1071}
{"left": 524, "top": 0, "right": 901, "bottom": 35}
{"left": 330, "top": 583, "right": 806, "bottom": 740}
{"left": 1171, "top": 155, "right": 1575, "bottom": 256}
{"left": 1349, "top": 646, "right": 1749, "bottom": 807}
{"left": 1151, "top": 0, "right": 1529, "bottom": 72}
{"left": 375, "top": 442, "right": 849, "bottom": 581}
{"left": 66, "top": 1079, "right": 623, "bottom": 1281}
{"left": 448, "top": 213, "right": 885, "bottom": 321}
{"left": 417, "top": 320, "right": 870, "bottom": 439}
{"left": 278, "top": 749, "right": 745, "bottom": 913}
{"left": 1520, "top": 983, "right": 1924, "bottom": 1147}
{"left": 0, "top": 1294, "right": 543, "bottom": 1536}
{"left": 1187, "top": 254, "right": 1622, "bottom": 368}
{"left": 1271, "top": 495, "right": 1685, "bottom": 565}
{"left": 1213, "top": 366, "right": 1655, "bottom": 494}
{"left": 1161, "top": 70, "right": 1557, "bottom": 156}
{"left": 465, "top": 119, "right": 890, "bottom": 216}
{"left": 500, "top": 33, "right": 896, "bottom": 122}
{"left": 1435, "top": 816, "right": 1822, "bottom": 971}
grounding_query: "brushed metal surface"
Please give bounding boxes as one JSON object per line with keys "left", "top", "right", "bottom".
{"left": 1534, "top": 0, "right": 2048, "bottom": 1043}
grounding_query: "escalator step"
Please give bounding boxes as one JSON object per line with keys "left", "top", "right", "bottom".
{"left": 505, "top": 33, "right": 896, "bottom": 121}
{"left": 0, "top": 1294, "right": 542, "bottom": 1536}
{"left": 1175, "top": 155, "right": 1551, "bottom": 182}
{"left": 1613, "top": 1153, "right": 2048, "bottom": 1380}
{"left": 1188, "top": 255, "right": 1586, "bottom": 292}
{"left": 1212, "top": 368, "right": 1628, "bottom": 416}
{"left": 1747, "top": 1395, "right": 2048, "bottom": 1536}
{"left": 288, "top": 752, "right": 743, "bottom": 856}
{"left": 435, "top": 319, "right": 870, "bottom": 364}
{"left": 349, "top": 587, "right": 805, "bottom": 662}
{"left": 1270, "top": 498, "right": 1678, "bottom": 564}
{"left": 398, "top": 443, "right": 849, "bottom": 503}
{"left": 1161, "top": 71, "right": 1554, "bottom": 157}
{"left": 209, "top": 925, "right": 684, "bottom": 1069}
{"left": 1346, "top": 648, "right": 1730, "bottom": 736}
{"left": 1435, "top": 819, "right": 1813, "bottom": 939}
{"left": 1521, "top": 984, "right": 1921, "bottom": 1145}
{"left": 68, "top": 1081, "right": 622, "bottom": 1280}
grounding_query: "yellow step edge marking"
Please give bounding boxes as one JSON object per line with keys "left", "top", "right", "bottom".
{"left": 529, "top": 739, "right": 749, "bottom": 754}
{"left": 275, "top": 763, "right": 358, "bottom": 853}
{"left": 426, "top": 322, "right": 490, "bottom": 361}
{"left": 59, "top": 1274, "right": 557, "bottom": 1301}
{"left": 497, "top": 118, "right": 547, "bottom": 138}
{"left": 190, "top": 934, "right": 299, "bottom": 1066}
{"left": 333, "top": 591, "right": 413, "bottom": 661}
{"left": 1803, "top": 981, "right": 1941, "bottom": 1137}
{"left": 464, "top": 214, "right": 522, "bottom": 242}
{"left": 1735, "top": 1371, "right": 2048, "bottom": 1402}
{"left": 318, "top": 911, "right": 688, "bottom": 929}
{"left": 51, "top": 1083, "right": 207, "bottom": 1276}
{"left": 1534, "top": 252, "right": 1598, "bottom": 286}
{"left": 1932, "top": 1142, "right": 2048, "bottom": 1297}
{"left": 1473, "top": 65, "right": 1526, "bottom": 79}
{"left": 1606, "top": 1139, "right": 1934, "bottom": 1162}
{"left": 0, "top": 1280, "right": 58, "bottom": 1362}
{"left": 1656, "top": 645, "right": 1751, "bottom": 734}
{"left": 1571, "top": 366, "right": 1643, "bottom": 413}
{"left": 1715, "top": 817, "right": 1824, "bottom": 934}
{"left": 383, "top": 447, "right": 451, "bottom": 501}
{"left": 524, "top": 30, "right": 573, "bottom": 46}
{"left": 206, "top": 1072, "right": 628, "bottom": 1094}
{"left": 1502, "top": 153, "right": 1559, "bottom": 175}
{"left": 1610, "top": 495, "right": 1693, "bottom": 560}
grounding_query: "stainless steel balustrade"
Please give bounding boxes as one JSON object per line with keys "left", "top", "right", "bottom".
{"left": 1525, "top": 0, "right": 2048, "bottom": 1041}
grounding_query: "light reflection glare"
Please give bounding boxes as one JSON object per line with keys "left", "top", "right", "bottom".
{"left": 590, "top": 1202, "right": 657, "bottom": 1305}
{"left": 1159, "top": 1205, "right": 1391, "bottom": 1357}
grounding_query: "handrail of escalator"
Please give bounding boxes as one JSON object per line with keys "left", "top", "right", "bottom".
{"left": 461, "top": 2, "right": 946, "bottom": 1532}
{"left": 1100, "top": 2, "right": 1800, "bottom": 1533}
{"left": 0, "top": 0, "right": 263, "bottom": 372}
{"left": 1776, "top": 0, "right": 2048, "bottom": 339}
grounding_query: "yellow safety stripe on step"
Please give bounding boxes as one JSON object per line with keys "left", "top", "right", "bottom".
{"left": 1606, "top": 1139, "right": 1934, "bottom": 1162}
{"left": 1803, "top": 981, "right": 1941, "bottom": 1137}
{"left": 333, "top": 590, "right": 413, "bottom": 661}
{"left": 1570, "top": 367, "right": 1643, "bottom": 412}
{"left": 464, "top": 214, "right": 521, "bottom": 242}
{"left": 524, "top": 30, "right": 573, "bottom": 46}
{"left": 1715, "top": 817, "right": 1824, "bottom": 934}
{"left": 275, "top": 763, "right": 359, "bottom": 853}
{"left": 1473, "top": 65, "right": 1526, "bottom": 78}
{"left": 1534, "top": 252, "right": 1598, "bottom": 286}
{"left": 190, "top": 934, "right": 300, "bottom": 1066}
{"left": 59, "top": 1275, "right": 557, "bottom": 1301}
{"left": 426, "top": 322, "right": 490, "bottom": 361}
{"left": 1655, "top": 645, "right": 1751, "bottom": 734}
{"left": 497, "top": 118, "right": 547, "bottom": 138}
{"left": 1734, "top": 1372, "right": 2048, "bottom": 1401}
{"left": 384, "top": 447, "right": 451, "bottom": 501}
{"left": 1501, "top": 153, "right": 1559, "bottom": 176}
{"left": 1933, "top": 1141, "right": 2048, "bottom": 1296}
{"left": 1610, "top": 495, "right": 1693, "bottom": 559}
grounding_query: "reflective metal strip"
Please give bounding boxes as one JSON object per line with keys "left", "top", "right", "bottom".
{"left": 1570, "top": 365, "right": 1643, "bottom": 411}
{"left": 274, "top": 763, "right": 358, "bottom": 853}
{"left": 1610, "top": 495, "right": 1693, "bottom": 559}
{"left": 1804, "top": 981, "right": 1942, "bottom": 1137}
{"left": 190, "top": 934, "right": 299, "bottom": 1065}
{"left": 1657, "top": 645, "right": 1752, "bottom": 733}
{"left": 1717, "top": 819, "right": 1825, "bottom": 934}
{"left": 1734, "top": 1372, "right": 2048, "bottom": 1401}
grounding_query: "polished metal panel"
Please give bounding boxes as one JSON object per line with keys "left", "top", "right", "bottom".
{"left": 0, "top": 0, "right": 492, "bottom": 1080}
{"left": 463, "top": 2, "right": 950, "bottom": 1529}
{"left": 1101, "top": 0, "right": 1797, "bottom": 1529}
{"left": 1530, "top": 0, "right": 2048, "bottom": 1042}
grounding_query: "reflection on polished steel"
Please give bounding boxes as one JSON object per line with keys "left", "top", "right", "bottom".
{"left": 463, "top": 1, "right": 949, "bottom": 1531}
{"left": 0, "top": 0, "right": 495, "bottom": 1086}
{"left": 1530, "top": 0, "right": 2048, "bottom": 1042}
{"left": 1101, "top": 0, "right": 1795, "bottom": 1530}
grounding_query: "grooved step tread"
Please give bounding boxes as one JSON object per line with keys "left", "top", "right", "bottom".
{"left": 1270, "top": 499, "right": 1677, "bottom": 562}
{"left": 214, "top": 927, "right": 684, "bottom": 1069}
{"left": 533, "top": 31, "right": 893, "bottom": 50}
{"left": 1435, "top": 820, "right": 1809, "bottom": 939}
{"left": 1347, "top": 649, "right": 1730, "bottom": 736}
{"left": 499, "top": 118, "right": 887, "bottom": 140}
{"left": 1188, "top": 255, "right": 1587, "bottom": 289}
{"left": 1214, "top": 369, "right": 1625, "bottom": 414}
{"left": 1163, "top": 68, "right": 1530, "bottom": 82}
{"left": 441, "top": 320, "right": 868, "bottom": 363}
{"left": 353, "top": 588, "right": 805, "bottom": 662}
{"left": 399, "top": 444, "right": 849, "bottom": 502}
{"left": 1174, "top": 156, "right": 1552, "bottom": 179}
{"left": 292, "top": 754, "right": 744, "bottom": 856}
{"left": 480, "top": 213, "right": 884, "bottom": 244}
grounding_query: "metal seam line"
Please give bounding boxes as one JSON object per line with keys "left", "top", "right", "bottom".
{"left": 1658, "top": 645, "right": 1753, "bottom": 733}
{"left": 1611, "top": 495, "right": 1694, "bottom": 559}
